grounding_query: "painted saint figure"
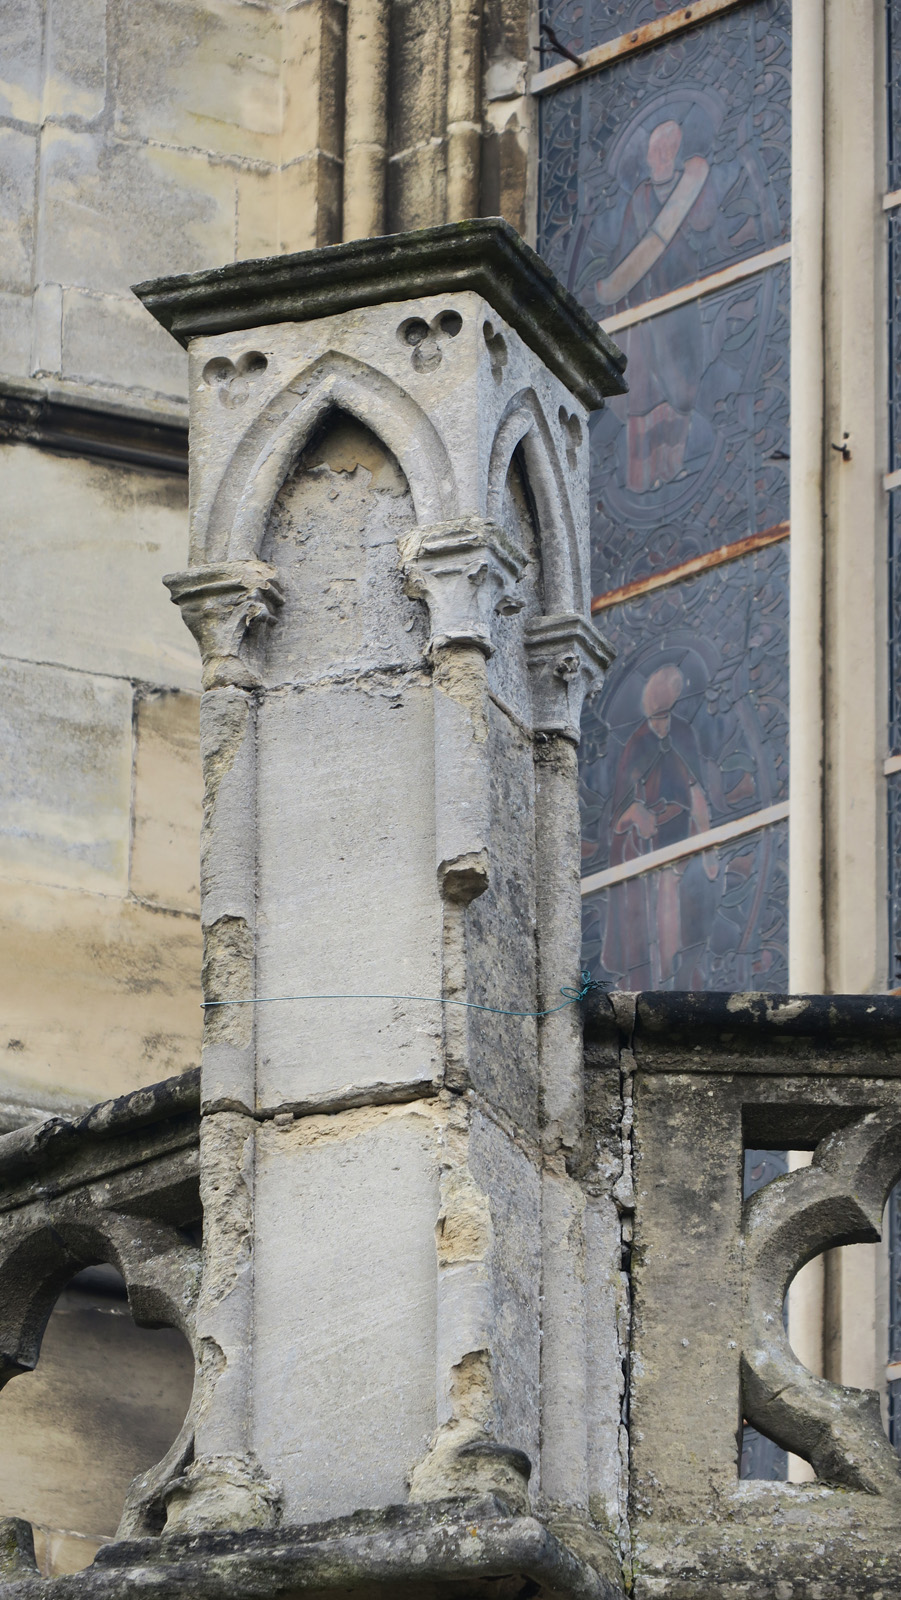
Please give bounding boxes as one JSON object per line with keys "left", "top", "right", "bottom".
{"left": 602, "top": 663, "right": 719, "bottom": 988}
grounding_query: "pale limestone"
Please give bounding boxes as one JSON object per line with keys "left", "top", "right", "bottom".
{"left": 111, "top": 0, "right": 284, "bottom": 164}
{"left": 0, "top": 877, "right": 201, "bottom": 1104}
{"left": 30, "top": 283, "right": 63, "bottom": 375}
{"left": 0, "top": 659, "right": 132, "bottom": 895}
{"left": 0, "top": 446, "right": 197, "bottom": 689}
{"left": 0, "top": 128, "right": 35, "bottom": 295}
{"left": 0, "top": 0, "right": 43, "bottom": 125}
{"left": 131, "top": 691, "right": 203, "bottom": 914}
{"left": 61, "top": 286, "right": 189, "bottom": 401}
{"left": 254, "top": 683, "right": 441, "bottom": 1108}
{"left": 0, "top": 291, "right": 32, "bottom": 377}
{"left": 43, "top": 0, "right": 107, "bottom": 122}
{"left": 37, "top": 128, "right": 236, "bottom": 299}
{"left": 252, "top": 1105, "right": 440, "bottom": 1522}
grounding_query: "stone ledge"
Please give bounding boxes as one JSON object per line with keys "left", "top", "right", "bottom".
{"left": 0, "top": 379, "right": 188, "bottom": 475}
{"left": 0, "top": 1500, "right": 625, "bottom": 1600}
{"left": 632, "top": 1513, "right": 901, "bottom": 1600}
{"left": 0, "top": 1069, "right": 200, "bottom": 1208}
{"left": 132, "top": 220, "right": 628, "bottom": 409}
{"left": 582, "top": 990, "right": 901, "bottom": 1074}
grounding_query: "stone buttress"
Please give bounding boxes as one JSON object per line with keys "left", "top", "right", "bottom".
{"left": 132, "top": 221, "right": 628, "bottom": 1594}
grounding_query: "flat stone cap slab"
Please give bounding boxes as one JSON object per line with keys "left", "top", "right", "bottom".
{"left": 133, "top": 220, "right": 627, "bottom": 409}
{"left": 0, "top": 1500, "right": 624, "bottom": 1600}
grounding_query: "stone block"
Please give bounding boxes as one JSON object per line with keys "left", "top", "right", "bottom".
{"left": 252, "top": 1103, "right": 439, "bottom": 1522}
{"left": 30, "top": 282, "right": 62, "bottom": 375}
{"left": 131, "top": 691, "right": 202, "bottom": 913}
{"left": 62, "top": 285, "right": 189, "bottom": 401}
{"left": 111, "top": 0, "right": 283, "bottom": 163}
{"left": 0, "top": 877, "right": 201, "bottom": 1105}
{"left": 0, "top": 1278, "right": 193, "bottom": 1560}
{"left": 37, "top": 128, "right": 235, "bottom": 299}
{"left": 0, "top": 292, "right": 32, "bottom": 377}
{"left": 31, "top": 1529, "right": 105, "bottom": 1580}
{"left": 281, "top": 0, "right": 345, "bottom": 177}
{"left": 469, "top": 1109, "right": 541, "bottom": 1467}
{"left": 0, "top": 444, "right": 197, "bottom": 688}
{"left": 0, "top": 128, "right": 36, "bottom": 295}
{"left": 0, "top": 659, "right": 132, "bottom": 895}
{"left": 43, "top": 0, "right": 106, "bottom": 122}
{"left": 0, "top": 0, "right": 44, "bottom": 124}
{"left": 254, "top": 682, "right": 441, "bottom": 1110}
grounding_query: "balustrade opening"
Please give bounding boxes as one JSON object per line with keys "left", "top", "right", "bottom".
{"left": 0, "top": 1264, "right": 194, "bottom": 1576}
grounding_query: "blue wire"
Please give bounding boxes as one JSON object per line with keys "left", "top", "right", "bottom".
{"left": 202, "top": 971, "right": 605, "bottom": 1020}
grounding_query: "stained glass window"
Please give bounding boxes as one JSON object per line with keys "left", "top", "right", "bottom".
{"left": 587, "top": 264, "right": 789, "bottom": 592}
{"left": 582, "top": 816, "right": 787, "bottom": 991}
{"left": 540, "top": 2, "right": 791, "bottom": 318}
{"left": 538, "top": 0, "right": 791, "bottom": 994}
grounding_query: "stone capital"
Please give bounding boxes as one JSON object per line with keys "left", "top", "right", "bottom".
{"left": 525, "top": 613, "right": 614, "bottom": 742}
{"left": 164, "top": 561, "right": 284, "bottom": 690}
{"left": 401, "top": 518, "right": 526, "bottom": 657}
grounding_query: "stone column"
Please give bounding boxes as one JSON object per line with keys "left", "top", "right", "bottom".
{"left": 135, "top": 221, "right": 625, "bottom": 1555}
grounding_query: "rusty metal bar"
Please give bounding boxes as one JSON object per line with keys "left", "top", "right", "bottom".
{"left": 530, "top": 0, "right": 754, "bottom": 96}
{"left": 590, "top": 521, "right": 789, "bottom": 616}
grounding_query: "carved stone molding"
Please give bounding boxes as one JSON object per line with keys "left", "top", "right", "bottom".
{"left": 525, "top": 614, "right": 613, "bottom": 743}
{"left": 401, "top": 519, "right": 525, "bottom": 658}
{"left": 742, "top": 1106, "right": 901, "bottom": 1496}
{"left": 164, "top": 562, "right": 284, "bottom": 690}
{"left": 0, "top": 1071, "right": 201, "bottom": 1541}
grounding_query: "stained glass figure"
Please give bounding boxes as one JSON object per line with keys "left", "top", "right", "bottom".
{"left": 539, "top": 0, "right": 791, "bottom": 319}
{"left": 587, "top": 264, "right": 789, "bottom": 592}
{"left": 581, "top": 816, "right": 788, "bottom": 991}
{"left": 581, "top": 543, "right": 789, "bottom": 874}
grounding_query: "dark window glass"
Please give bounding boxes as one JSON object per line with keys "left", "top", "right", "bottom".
{"left": 538, "top": 0, "right": 791, "bottom": 318}
{"left": 889, "top": 0, "right": 901, "bottom": 192}
{"left": 586, "top": 263, "right": 789, "bottom": 593}
{"left": 891, "top": 490, "right": 901, "bottom": 757}
{"left": 581, "top": 815, "right": 788, "bottom": 991}
{"left": 581, "top": 541, "right": 789, "bottom": 873}
{"left": 890, "top": 219, "right": 901, "bottom": 477}
{"left": 889, "top": 771, "right": 901, "bottom": 989}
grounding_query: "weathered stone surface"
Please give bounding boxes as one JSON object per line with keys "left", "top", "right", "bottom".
{"left": 0, "top": 129, "right": 35, "bottom": 295}
{"left": 253, "top": 1104, "right": 440, "bottom": 1522}
{"left": 111, "top": 0, "right": 283, "bottom": 164}
{"left": 0, "top": 878, "right": 201, "bottom": 1105}
{"left": 0, "top": 294, "right": 31, "bottom": 377}
{"left": 43, "top": 0, "right": 107, "bottom": 121}
{"left": 131, "top": 692, "right": 202, "bottom": 914}
{"left": 38, "top": 130, "right": 237, "bottom": 300}
{"left": 254, "top": 682, "right": 440, "bottom": 1108}
{"left": 0, "top": 1499, "right": 624, "bottom": 1600}
{"left": 0, "top": 659, "right": 132, "bottom": 895}
{"left": 61, "top": 288, "right": 189, "bottom": 403}
{"left": 133, "top": 221, "right": 627, "bottom": 407}
{"left": 0, "top": 0, "right": 43, "bottom": 125}
{"left": 0, "top": 446, "right": 196, "bottom": 687}
{"left": 607, "top": 992, "right": 901, "bottom": 1600}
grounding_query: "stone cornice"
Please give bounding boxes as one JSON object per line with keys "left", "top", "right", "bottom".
{"left": 132, "top": 220, "right": 628, "bottom": 409}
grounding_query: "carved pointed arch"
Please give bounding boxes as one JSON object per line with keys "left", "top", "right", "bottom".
{"left": 204, "top": 352, "right": 457, "bottom": 563}
{"left": 486, "top": 390, "right": 585, "bottom": 615}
